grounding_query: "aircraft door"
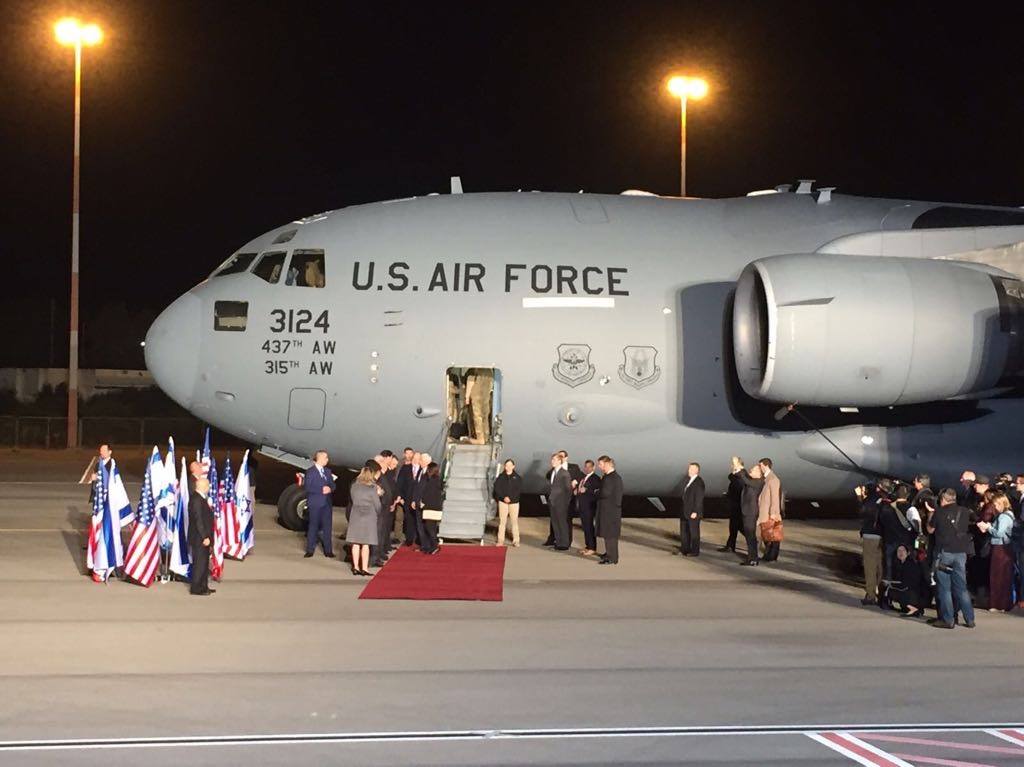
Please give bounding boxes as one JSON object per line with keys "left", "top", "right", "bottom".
{"left": 288, "top": 387, "right": 326, "bottom": 430}
{"left": 446, "top": 367, "right": 500, "bottom": 445}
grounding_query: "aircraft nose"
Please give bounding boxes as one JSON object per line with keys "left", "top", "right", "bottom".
{"left": 145, "top": 292, "right": 202, "bottom": 409}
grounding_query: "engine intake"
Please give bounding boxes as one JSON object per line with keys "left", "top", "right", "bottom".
{"left": 732, "top": 254, "right": 1024, "bottom": 407}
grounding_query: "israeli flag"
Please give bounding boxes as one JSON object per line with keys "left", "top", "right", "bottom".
{"left": 87, "top": 460, "right": 124, "bottom": 582}
{"left": 236, "top": 449, "right": 255, "bottom": 557}
{"left": 108, "top": 459, "right": 134, "bottom": 527}
{"left": 169, "top": 456, "right": 191, "bottom": 578}
{"left": 155, "top": 438, "right": 177, "bottom": 549}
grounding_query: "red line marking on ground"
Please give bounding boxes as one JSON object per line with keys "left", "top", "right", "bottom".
{"left": 864, "top": 734, "right": 1024, "bottom": 756}
{"left": 892, "top": 754, "right": 997, "bottom": 767}
{"left": 818, "top": 732, "right": 909, "bottom": 766}
{"left": 995, "top": 729, "right": 1024, "bottom": 746}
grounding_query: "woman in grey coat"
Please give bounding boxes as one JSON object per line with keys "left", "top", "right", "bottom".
{"left": 347, "top": 466, "right": 383, "bottom": 576}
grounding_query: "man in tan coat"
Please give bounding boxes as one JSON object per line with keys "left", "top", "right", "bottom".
{"left": 757, "top": 457, "right": 783, "bottom": 562}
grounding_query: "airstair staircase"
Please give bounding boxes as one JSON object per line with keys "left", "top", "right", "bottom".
{"left": 439, "top": 443, "right": 496, "bottom": 543}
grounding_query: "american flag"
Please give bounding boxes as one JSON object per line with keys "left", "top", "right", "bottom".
{"left": 221, "top": 456, "right": 244, "bottom": 559}
{"left": 124, "top": 448, "right": 163, "bottom": 587}
{"left": 86, "top": 461, "right": 121, "bottom": 582}
{"left": 209, "top": 458, "right": 224, "bottom": 581}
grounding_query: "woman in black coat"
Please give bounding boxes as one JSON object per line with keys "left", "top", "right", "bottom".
{"left": 419, "top": 462, "right": 443, "bottom": 555}
{"left": 890, "top": 544, "right": 926, "bottom": 618}
{"left": 736, "top": 465, "right": 765, "bottom": 566}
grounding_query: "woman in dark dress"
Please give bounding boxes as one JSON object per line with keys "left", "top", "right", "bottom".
{"left": 419, "top": 462, "right": 444, "bottom": 555}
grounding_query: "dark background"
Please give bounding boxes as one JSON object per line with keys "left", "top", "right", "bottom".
{"left": 2, "top": 1, "right": 1022, "bottom": 369}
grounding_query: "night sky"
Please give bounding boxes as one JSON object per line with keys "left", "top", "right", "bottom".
{"left": 2, "top": 1, "right": 1022, "bottom": 367}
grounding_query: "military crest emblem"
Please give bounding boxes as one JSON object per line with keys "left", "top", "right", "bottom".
{"left": 618, "top": 345, "right": 661, "bottom": 389}
{"left": 552, "top": 344, "right": 595, "bottom": 387}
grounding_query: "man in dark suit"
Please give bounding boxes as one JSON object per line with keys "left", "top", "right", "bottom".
{"left": 371, "top": 453, "right": 398, "bottom": 566}
{"left": 576, "top": 459, "right": 600, "bottom": 556}
{"left": 396, "top": 450, "right": 420, "bottom": 546}
{"left": 303, "top": 450, "right": 336, "bottom": 558}
{"left": 409, "top": 453, "right": 431, "bottom": 549}
{"left": 720, "top": 457, "right": 745, "bottom": 553}
{"left": 680, "top": 462, "right": 705, "bottom": 556}
{"left": 188, "top": 477, "right": 215, "bottom": 595}
{"left": 547, "top": 453, "right": 573, "bottom": 550}
{"left": 86, "top": 443, "right": 114, "bottom": 505}
{"left": 596, "top": 456, "right": 623, "bottom": 564}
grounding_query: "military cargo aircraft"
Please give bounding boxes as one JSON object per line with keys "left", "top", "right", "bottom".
{"left": 144, "top": 180, "right": 1024, "bottom": 532}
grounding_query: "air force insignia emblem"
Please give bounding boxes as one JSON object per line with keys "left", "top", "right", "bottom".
{"left": 618, "top": 345, "right": 661, "bottom": 389}
{"left": 552, "top": 344, "right": 596, "bottom": 387}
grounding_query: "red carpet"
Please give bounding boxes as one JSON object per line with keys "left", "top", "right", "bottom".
{"left": 359, "top": 545, "right": 507, "bottom": 601}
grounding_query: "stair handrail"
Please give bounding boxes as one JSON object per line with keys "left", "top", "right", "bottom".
{"left": 483, "top": 412, "right": 504, "bottom": 519}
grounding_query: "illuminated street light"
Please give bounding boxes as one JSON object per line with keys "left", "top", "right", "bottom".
{"left": 666, "top": 75, "right": 709, "bottom": 197}
{"left": 55, "top": 18, "right": 103, "bottom": 448}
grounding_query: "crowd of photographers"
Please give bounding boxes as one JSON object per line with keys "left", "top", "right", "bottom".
{"left": 857, "top": 471, "right": 1024, "bottom": 629}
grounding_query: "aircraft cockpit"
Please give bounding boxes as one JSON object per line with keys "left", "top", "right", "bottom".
{"left": 211, "top": 248, "right": 326, "bottom": 288}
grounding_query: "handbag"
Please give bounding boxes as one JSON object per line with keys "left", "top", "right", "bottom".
{"left": 760, "top": 518, "right": 784, "bottom": 543}
{"left": 422, "top": 508, "right": 443, "bottom": 522}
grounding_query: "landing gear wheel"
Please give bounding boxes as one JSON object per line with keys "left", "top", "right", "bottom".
{"left": 278, "top": 484, "right": 308, "bottom": 531}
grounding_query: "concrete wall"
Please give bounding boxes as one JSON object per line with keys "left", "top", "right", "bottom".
{"left": 0, "top": 368, "right": 154, "bottom": 403}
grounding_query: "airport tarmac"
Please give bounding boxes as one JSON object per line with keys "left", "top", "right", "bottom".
{"left": 0, "top": 449, "right": 1022, "bottom": 766}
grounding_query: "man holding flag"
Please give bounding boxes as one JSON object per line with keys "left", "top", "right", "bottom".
{"left": 124, "top": 448, "right": 164, "bottom": 587}
{"left": 87, "top": 457, "right": 134, "bottom": 582}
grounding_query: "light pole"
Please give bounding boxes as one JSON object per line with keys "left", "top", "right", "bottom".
{"left": 55, "top": 18, "right": 102, "bottom": 449}
{"left": 667, "top": 75, "right": 708, "bottom": 197}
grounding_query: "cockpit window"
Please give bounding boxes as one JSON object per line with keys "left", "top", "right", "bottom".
{"left": 286, "top": 249, "right": 326, "bottom": 288}
{"left": 252, "top": 251, "right": 286, "bottom": 284}
{"left": 214, "top": 300, "right": 248, "bottom": 332}
{"left": 213, "top": 252, "right": 257, "bottom": 277}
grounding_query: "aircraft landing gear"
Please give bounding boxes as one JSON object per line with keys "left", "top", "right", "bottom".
{"left": 277, "top": 484, "right": 308, "bottom": 531}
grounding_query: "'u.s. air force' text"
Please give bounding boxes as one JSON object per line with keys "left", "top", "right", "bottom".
{"left": 351, "top": 261, "right": 629, "bottom": 295}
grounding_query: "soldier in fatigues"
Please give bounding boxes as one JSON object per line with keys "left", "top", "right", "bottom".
{"left": 465, "top": 368, "right": 494, "bottom": 445}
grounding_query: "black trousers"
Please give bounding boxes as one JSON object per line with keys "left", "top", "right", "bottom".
{"left": 402, "top": 503, "right": 419, "bottom": 545}
{"left": 578, "top": 501, "right": 597, "bottom": 551}
{"left": 725, "top": 507, "right": 742, "bottom": 549}
{"left": 681, "top": 517, "right": 701, "bottom": 555}
{"left": 190, "top": 543, "right": 209, "bottom": 594}
{"left": 371, "top": 508, "right": 393, "bottom": 564}
{"left": 603, "top": 536, "right": 619, "bottom": 563}
{"left": 742, "top": 519, "right": 759, "bottom": 562}
{"left": 550, "top": 500, "right": 571, "bottom": 548}
{"left": 764, "top": 540, "right": 781, "bottom": 561}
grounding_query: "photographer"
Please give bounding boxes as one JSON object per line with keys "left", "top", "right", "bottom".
{"left": 926, "top": 489, "right": 976, "bottom": 630}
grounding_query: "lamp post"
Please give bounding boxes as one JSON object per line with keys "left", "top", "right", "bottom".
{"left": 666, "top": 75, "right": 708, "bottom": 197}
{"left": 55, "top": 18, "right": 102, "bottom": 449}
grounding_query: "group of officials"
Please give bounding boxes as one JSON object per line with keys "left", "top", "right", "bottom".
{"left": 535, "top": 451, "right": 783, "bottom": 566}
{"left": 534, "top": 452, "right": 624, "bottom": 564}
{"left": 302, "top": 448, "right": 444, "bottom": 575}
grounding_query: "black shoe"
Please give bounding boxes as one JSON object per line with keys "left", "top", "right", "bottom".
{"left": 931, "top": 620, "right": 955, "bottom": 629}
{"left": 671, "top": 550, "right": 682, "bottom": 556}
{"left": 598, "top": 559, "right": 616, "bottom": 565}
{"left": 205, "top": 589, "right": 216, "bottom": 595}
{"left": 324, "top": 552, "right": 336, "bottom": 558}
{"left": 303, "top": 552, "right": 314, "bottom": 558}
{"left": 741, "top": 560, "right": 758, "bottom": 566}
{"left": 717, "top": 546, "right": 734, "bottom": 553}
{"left": 359, "top": 570, "right": 371, "bottom": 576}
{"left": 554, "top": 546, "right": 570, "bottom": 551}
{"left": 861, "top": 596, "right": 877, "bottom": 606}
{"left": 543, "top": 541, "right": 555, "bottom": 548}
{"left": 351, "top": 567, "right": 359, "bottom": 575}
{"left": 963, "top": 620, "right": 976, "bottom": 628}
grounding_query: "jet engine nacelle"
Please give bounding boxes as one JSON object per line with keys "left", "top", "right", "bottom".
{"left": 732, "top": 253, "right": 1024, "bottom": 407}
